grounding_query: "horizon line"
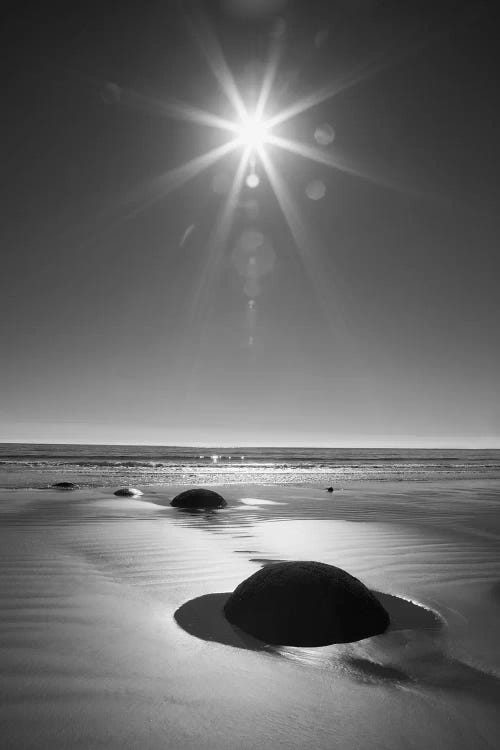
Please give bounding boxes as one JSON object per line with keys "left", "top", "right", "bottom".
{"left": 1, "top": 440, "right": 499, "bottom": 450}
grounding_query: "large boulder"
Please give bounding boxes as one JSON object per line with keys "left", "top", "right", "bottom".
{"left": 114, "top": 487, "right": 143, "bottom": 497}
{"left": 171, "top": 488, "right": 226, "bottom": 509}
{"left": 224, "top": 561, "right": 390, "bottom": 646}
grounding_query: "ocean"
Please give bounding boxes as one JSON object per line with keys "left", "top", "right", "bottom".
{"left": 1, "top": 443, "right": 500, "bottom": 488}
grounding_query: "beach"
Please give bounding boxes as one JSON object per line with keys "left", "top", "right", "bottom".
{"left": 3, "top": 0, "right": 500, "bottom": 745}
{"left": 1, "top": 475, "right": 499, "bottom": 749}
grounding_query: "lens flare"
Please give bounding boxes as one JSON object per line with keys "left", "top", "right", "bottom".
{"left": 245, "top": 172, "right": 260, "bottom": 188}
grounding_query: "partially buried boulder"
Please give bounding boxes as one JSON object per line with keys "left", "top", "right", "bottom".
{"left": 52, "top": 481, "right": 78, "bottom": 490}
{"left": 114, "top": 487, "right": 143, "bottom": 497}
{"left": 224, "top": 561, "right": 390, "bottom": 646}
{"left": 171, "top": 488, "right": 226, "bottom": 509}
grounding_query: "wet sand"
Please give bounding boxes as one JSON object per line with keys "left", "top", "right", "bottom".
{"left": 1, "top": 480, "right": 499, "bottom": 749}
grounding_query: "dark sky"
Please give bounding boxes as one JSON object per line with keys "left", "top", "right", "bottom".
{"left": 2, "top": 0, "right": 499, "bottom": 446}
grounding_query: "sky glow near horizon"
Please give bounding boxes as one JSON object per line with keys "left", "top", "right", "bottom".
{"left": 1, "top": 0, "right": 500, "bottom": 447}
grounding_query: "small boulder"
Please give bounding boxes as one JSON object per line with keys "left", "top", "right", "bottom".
{"left": 224, "top": 560, "right": 390, "bottom": 646}
{"left": 326, "top": 486, "right": 334, "bottom": 492}
{"left": 52, "top": 481, "right": 78, "bottom": 490}
{"left": 114, "top": 487, "right": 143, "bottom": 497}
{"left": 171, "top": 488, "right": 226, "bottom": 509}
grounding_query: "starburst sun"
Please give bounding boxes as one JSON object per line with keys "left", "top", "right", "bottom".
{"left": 236, "top": 114, "right": 270, "bottom": 151}
{"left": 110, "top": 17, "right": 404, "bottom": 334}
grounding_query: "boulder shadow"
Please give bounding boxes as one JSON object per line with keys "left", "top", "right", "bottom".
{"left": 174, "top": 589, "right": 443, "bottom": 652}
{"left": 174, "top": 593, "right": 270, "bottom": 652}
{"left": 375, "top": 592, "right": 444, "bottom": 634}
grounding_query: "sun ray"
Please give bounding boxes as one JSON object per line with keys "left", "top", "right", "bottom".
{"left": 267, "top": 134, "right": 422, "bottom": 196}
{"left": 187, "top": 146, "right": 251, "bottom": 328}
{"left": 61, "top": 63, "right": 239, "bottom": 135}
{"left": 122, "top": 139, "right": 240, "bottom": 219}
{"left": 189, "top": 14, "right": 248, "bottom": 121}
{"left": 255, "top": 32, "right": 283, "bottom": 122}
{"left": 257, "top": 146, "right": 349, "bottom": 331}
{"left": 179, "top": 147, "right": 251, "bottom": 402}
{"left": 265, "top": 55, "right": 391, "bottom": 130}
{"left": 120, "top": 86, "right": 238, "bottom": 133}
{"left": 265, "top": 29, "right": 436, "bottom": 132}
{"left": 68, "top": 139, "right": 240, "bottom": 256}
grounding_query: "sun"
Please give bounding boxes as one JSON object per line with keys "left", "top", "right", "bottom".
{"left": 236, "top": 114, "right": 269, "bottom": 151}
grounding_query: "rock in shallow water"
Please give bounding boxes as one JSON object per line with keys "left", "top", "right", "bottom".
{"left": 52, "top": 482, "right": 78, "bottom": 490}
{"left": 113, "top": 487, "right": 143, "bottom": 497}
{"left": 171, "top": 488, "right": 226, "bottom": 509}
{"left": 224, "top": 561, "right": 390, "bottom": 646}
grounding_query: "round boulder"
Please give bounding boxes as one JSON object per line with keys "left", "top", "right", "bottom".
{"left": 224, "top": 561, "right": 390, "bottom": 646}
{"left": 171, "top": 488, "right": 226, "bottom": 509}
{"left": 52, "top": 481, "right": 78, "bottom": 490}
{"left": 113, "top": 487, "right": 143, "bottom": 497}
